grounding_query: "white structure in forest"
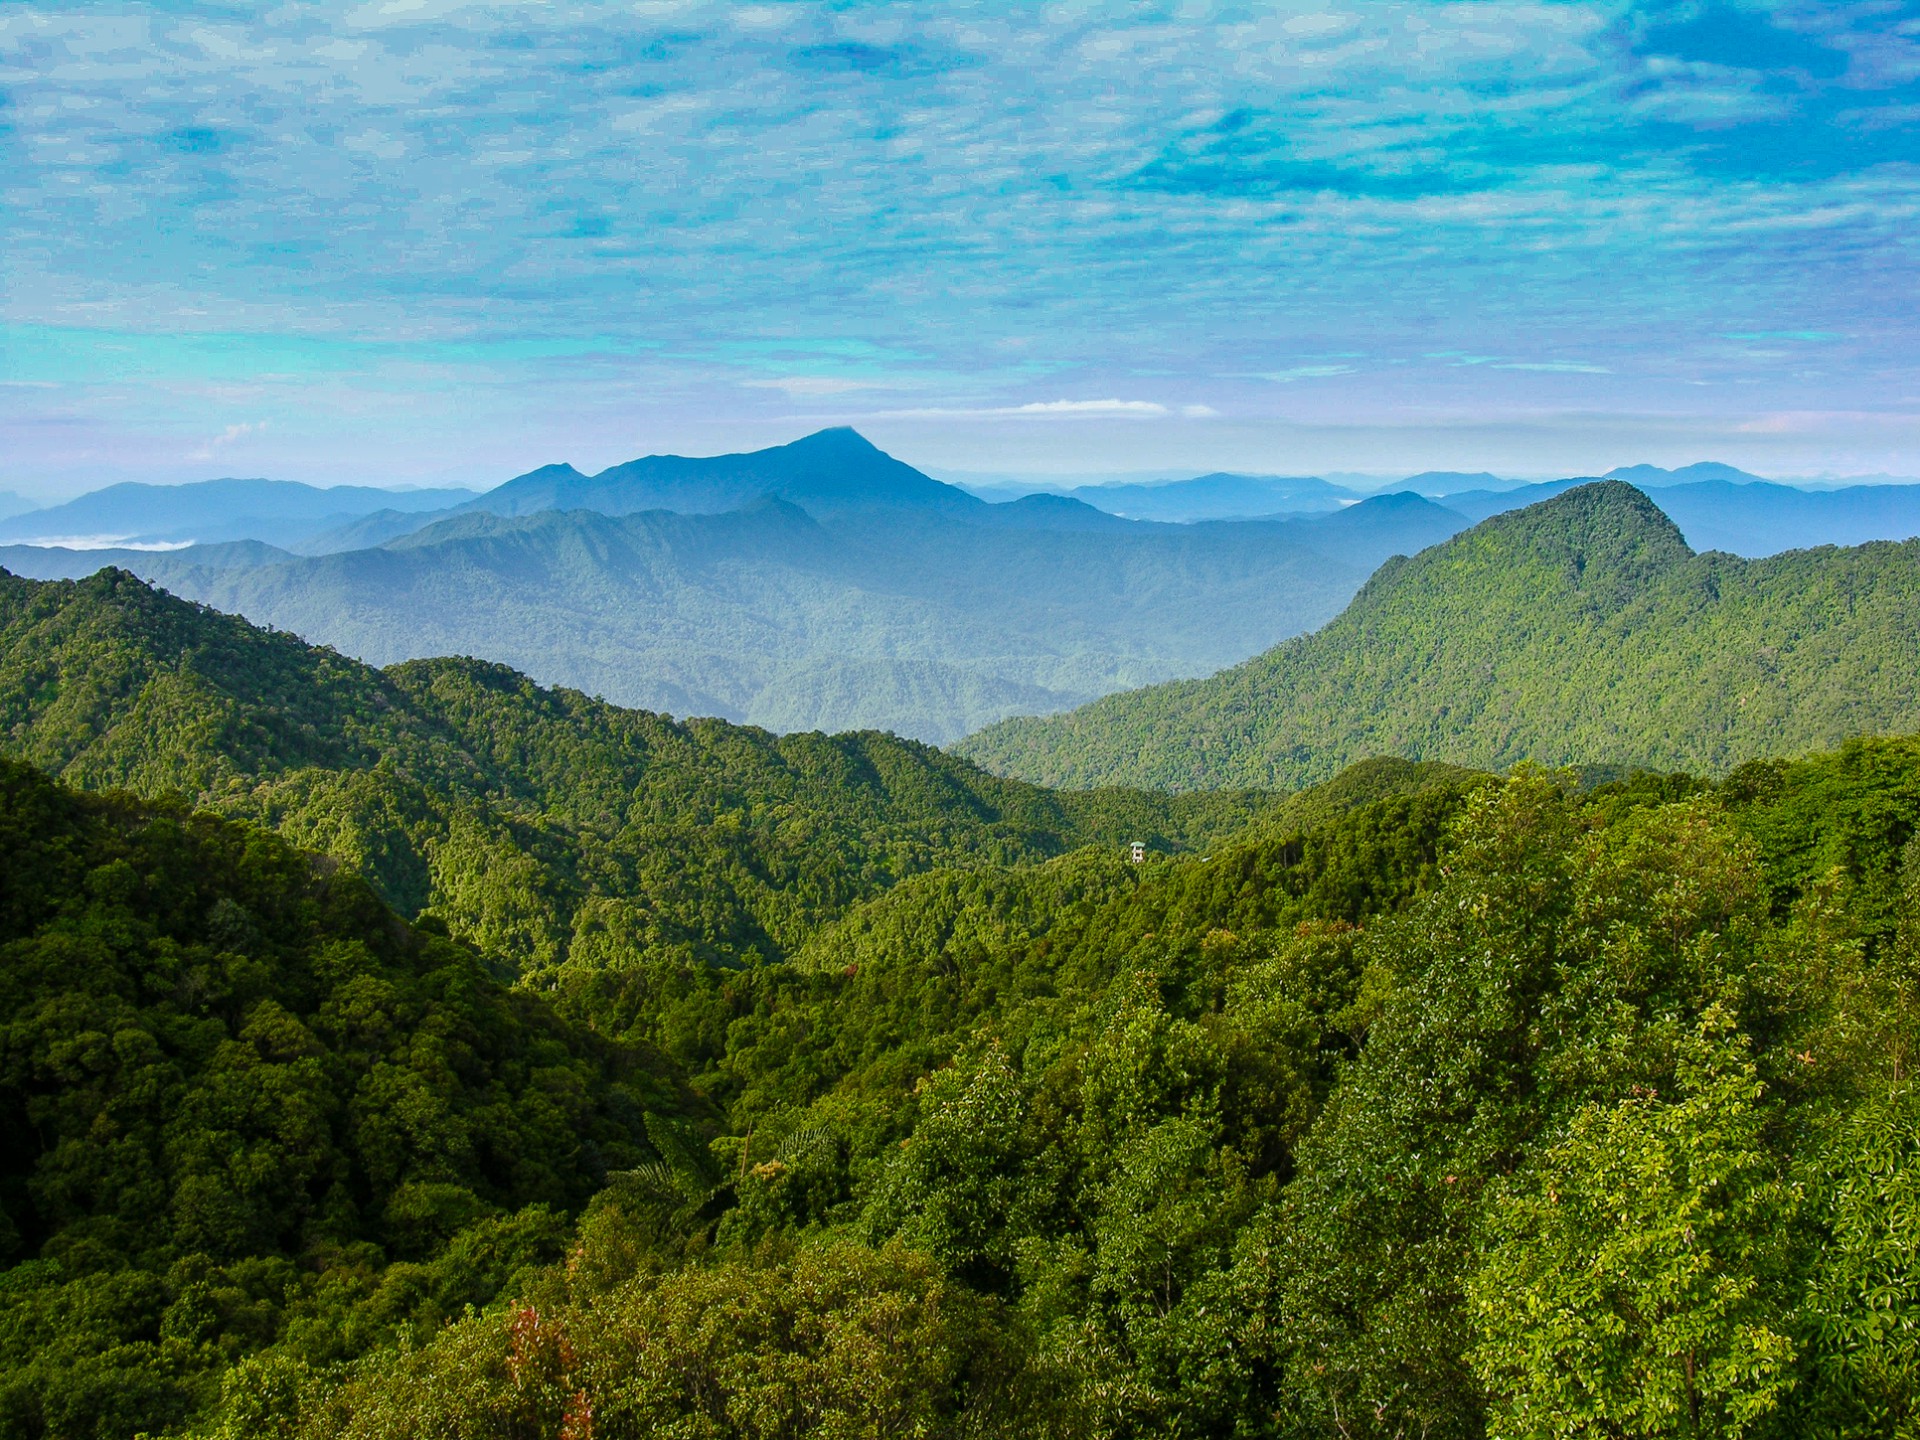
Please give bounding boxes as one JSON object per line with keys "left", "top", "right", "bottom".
{"left": 1130, "top": 840, "right": 1146, "bottom": 864}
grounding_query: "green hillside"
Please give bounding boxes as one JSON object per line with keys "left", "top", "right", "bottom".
{"left": 0, "top": 567, "right": 1265, "bottom": 990}
{"left": 958, "top": 482, "right": 1920, "bottom": 789}
{"left": 0, "top": 758, "right": 691, "bottom": 1437}
{"left": 208, "top": 737, "right": 1920, "bottom": 1440}
{"left": 9, "top": 565, "right": 1920, "bottom": 1438}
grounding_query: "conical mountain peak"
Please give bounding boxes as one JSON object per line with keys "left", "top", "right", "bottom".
{"left": 783, "top": 425, "right": 883, "bottom": 455}
{"left": 467, "top": 428, "right": 976, "bottom": 520}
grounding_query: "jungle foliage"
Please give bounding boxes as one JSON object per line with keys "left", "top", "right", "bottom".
{"left": 5, "top": 567, "right": 1920, "bottom": 1438}
{"left": 138, "top": 734, "right": 1920, "bottom": 1440}
{"left": 958, "top": 482, "right": 1920, "bottom": 791}
{"left": 0, "top": 758, "right": 692, "bottom": 1438}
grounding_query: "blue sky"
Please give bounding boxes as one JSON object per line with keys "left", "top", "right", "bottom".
{"left": 4, "top": 1, "right": 1920, "bottom": 495}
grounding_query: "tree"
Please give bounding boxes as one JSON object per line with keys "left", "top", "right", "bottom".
{"left": 1468, "top": 1008, "right": 1797, "bottom": 1439}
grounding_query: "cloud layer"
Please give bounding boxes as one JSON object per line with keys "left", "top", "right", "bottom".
{"left": 4, "top": 2, "right": 1920, "bottom": 487}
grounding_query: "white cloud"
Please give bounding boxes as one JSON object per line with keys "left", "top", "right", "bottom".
{"left": 863, "top": 398, "right": 1174, "bottom": 420}
{"left": 1008, "top": 399, "right": 1169, "bottom": 416}
{"left": 746, "top": 376, "right": 890, "bottom": 397}
{"left": 187, "top": 419, "right": 265, "bottom": 459}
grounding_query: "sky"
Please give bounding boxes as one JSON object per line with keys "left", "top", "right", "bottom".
{"left": 4, "top": 1, "right": 1920, "bottom": 497}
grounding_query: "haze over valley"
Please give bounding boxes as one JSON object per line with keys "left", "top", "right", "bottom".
{"left": 10, "top": 430, "right": 1920, "bottom": 744}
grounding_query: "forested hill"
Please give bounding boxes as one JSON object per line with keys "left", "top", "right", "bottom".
{"left": 958, "top": 481, "right": 1920, "bottom": 790}
{"left": 0, "top": 567, "right": 1267, "bottom": 982}
{"left": 162, "top": 736, "right": 1920, "bottom": 1438}
{"left": 0, "top": 758, "right": 694, "bottom": 1436}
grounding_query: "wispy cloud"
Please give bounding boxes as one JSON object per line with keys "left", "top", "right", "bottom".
{"left": 867, "top": 399, "right": 1178, "bottom": 420}
{"left": 187, "top": 420, "right": 266, "bottom": 459}
{"left": 1258, "top": 366, "right": 1359, "bottom": 382}
{"left": 4, "top": 2, "right": 1920, "bottom": 483}
{"left": 1493, "top": 362, "right": 1612, "bottom": 374}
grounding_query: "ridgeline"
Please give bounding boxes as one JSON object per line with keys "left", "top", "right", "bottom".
{"left": 957, "top": 482, "right": 1920, "bottom": 789}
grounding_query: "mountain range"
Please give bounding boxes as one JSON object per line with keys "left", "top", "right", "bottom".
{"left": 5, "top": 467, "right": 1920, "bottom": 1439}
{"left": 0, "top": 476, "right": 477, "bottom": 549}
{"left": 0, "top": 434, "right": 1466, "bottom": 742}
{"left": 956, "top": 481, "right": 1920, "bottom": 789}
{"left": 988, "top": 471, "right": 1359, "bottom": 521}
{"left": 10, "top": 431, "right": 1920, "bottom": 743}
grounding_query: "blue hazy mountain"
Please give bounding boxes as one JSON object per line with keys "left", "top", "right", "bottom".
{"left": 1605, "top": 461, "right": 1768, "bottom": 486}
{"left": 1651, "top": 478, "right": 1920, "bottom": 555}
{"left": 463, "top": 427, "right": 983, "bottom": 519}
{"left": 0, "top": 489, "right": 1463, "bottom": 743}
{"left": 967, "top": 492, "right": 1140, "bottom": 531}
{"left": 0, "top": 490, "right": 36, "bottom": 523}
{"left": 0, "top": 477, "right": 479, "bottom": 548}
{"left": 1442, "top": 479, "right": 1597, "bottom": 522}
{"left": 1396, "top": 470, "right": 1509, "bottom": 495}
{"left": 1044, "top": 472, "right": 1362, "bottom": 522}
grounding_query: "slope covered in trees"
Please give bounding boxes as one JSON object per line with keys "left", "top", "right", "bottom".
{"left": 194, "top": 736, "right": 1920, "bottom": 1440}
{"left": 7, "top": 568, "right": 1920, "bottom": 1438}
{"left": 959, "top": 482, "right": 1920, "bottom": 790}
{"left": 0, "top": 759, "right": 692, "bottom": 1438}
{"left": 0, "top": 566, "right": 1265, "bottom": 993}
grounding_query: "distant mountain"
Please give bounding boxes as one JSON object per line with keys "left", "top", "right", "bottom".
{"left": 1395, "top": 470, "right": 1509, "bottom": 495}
{"left": 0, "top": 490, "right": 35, "bottom": 523}
{"left": 289, "top": 506, "right": 469, "bottom": 553}
{"left": 1648, "top": 479, "right": 1920, "bottom": 556}
{"left": 5, "top": 491, "right": 1460, "bottom": 743}
{"left": 968, "top": 492, "right": 1139, "bottom": 531}
{"left": 1051, "top": 472, "right": 1361, "bottom": 522}
{"left": 955, "top": 482, "right": 1920, "bottom": 790}
{"left": 1289, "top": 490, "right": 1466, "bottom": 548}
{"left": 465, "top": 427, "right": 981, "bottom": 519}
{"left": 0, "top": 538, "right": 296, "bottom": 579}
{"left": 1440, "top": 478, "right": 1596, "bottom": 522}
{"left": 1426, "top": 475, "right": 1920, "bottom": 557}
{"left": 1605, "top": 461, "right": 1767, "bottom": 486}
{"left": 0, "top": 476, "right": 478, "bottom": 548}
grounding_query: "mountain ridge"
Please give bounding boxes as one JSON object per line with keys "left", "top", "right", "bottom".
{"left": 0, "top": 563, "right": 1270, "bottom": 973}
{"left": 466, "top": 426, "right": 982, "bottom": 519}
{"left": 1, "top": 494, "right": 1457, "bottom": 742}
{"left": 0, "top": 476, "right": 478, "bottom": 547}
{"left": 955, "top": 480, "right": 1920, "bottom": 789}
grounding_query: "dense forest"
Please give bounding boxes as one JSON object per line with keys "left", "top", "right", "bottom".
{"left": 0, "top": 758, "right": 695, "bottom": 1436}
{"left": 5, "top": 565, "right": 1920, "bottom": 1437}
{"left": 221, "top": 739, "right": 1918, "bottom": 1440}
{"left": 958, "top": 482, "right": 1920, "bottom": 791}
